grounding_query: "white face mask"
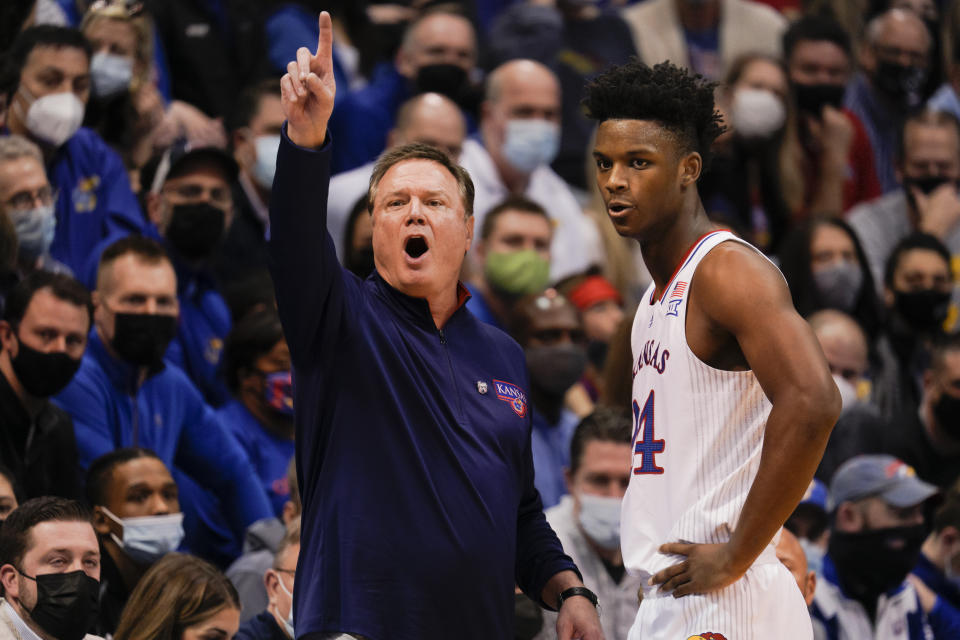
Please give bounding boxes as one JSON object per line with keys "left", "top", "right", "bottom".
{"left": 731, "top": 88, "right": 785, "bottom": 140}
{"left": 10, "top": 203, "right": 57, "bottom": 260}
{"left": 103, "top": 507, "right": 185, "bottom": 565}
{"left": 799, "top": 537, "right": 825, "bottom": 575}
{"left": 577, "top": 492, "right": 622, "bottom": 550}
{"left": 16, "top": 86, "right": 85, "bottom": 147}
{"left": 251, "top": 134, "right": 281, "bottom": 190}
{"left": 501, "top": 119, "right": 560, "bottom": 173}
{"left": 275, "top": 572, "right": 295, "bottom": 638}
{"left": 90, "top": 52, "right": 134, "bottom": 98}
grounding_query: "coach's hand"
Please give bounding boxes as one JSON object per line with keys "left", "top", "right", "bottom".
{"left": 649, "top": 542, "right": 748, "bottom": 597}
{"left": 557, "top": 596, "right": 605, "bottom": 640}
{"left": 281, "top": 11, "right": 336, "bottom": 148}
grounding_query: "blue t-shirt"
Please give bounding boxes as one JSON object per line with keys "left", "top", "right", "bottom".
{"left": 531, "top": 407, "right": 579, "bottom": 509}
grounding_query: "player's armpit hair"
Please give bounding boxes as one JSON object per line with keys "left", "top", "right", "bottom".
{"left": 582, "top": 60, "right": 726, "bottom": 168}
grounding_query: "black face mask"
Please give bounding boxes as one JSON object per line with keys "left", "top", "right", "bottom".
{"left": 111, "top": 312, "right": 177, "bottom": 367}
{"left": 892, "top": 288, "right": 950, "bottom": 335}
{"left": 793, "top": 82, "right": 846, "bottom": 117}
{"left": 904, "top": 175, "right": 957, "bottom": 196}
{"left": 514, "top": 592, "right": 543, "bottom": 640}
{"left": 414, "top": 63, "right": 469, "bottom": 101}
{"left": 586, "top": 339, "right": 609, "bottom": 369}
{"left": 19, "top": 569, "right": 99, "bottom": 640}
{"left": 10, "top": 336, "right": 81, "bottom": 397}
{"left": 933, "top": 390, "right": 960, "bottom": 441}
{"left": 829, "top": 525, "right": 926, "bottom": 606}
{"left": 526, "top": 344, "right": 587, "bottom": 396}
{"left": 345, "top": 247, "right": 375, "bottom": 280}
{"left": 872, "top": 60, "right": 925, "bottom": 104}
{"left": 165, "top": 202, "right": 226, "bottom": 261}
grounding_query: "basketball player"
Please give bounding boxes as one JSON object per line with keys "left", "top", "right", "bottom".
{"left": 585, "top": 61, "right": 841, "bottom": 638}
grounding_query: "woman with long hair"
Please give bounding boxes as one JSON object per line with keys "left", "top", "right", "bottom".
{"left": 113, "top": 553, "right": 241, "bottom": 640}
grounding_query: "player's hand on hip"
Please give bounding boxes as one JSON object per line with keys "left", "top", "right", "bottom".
{"left": 649, "top": 542, "right": 746, "bottom": 597}
{"left": 281, "top": 11, "right": 336, "bottom": 148}
{"left": 556, "top": 596, "right": 605, "bottom": 640}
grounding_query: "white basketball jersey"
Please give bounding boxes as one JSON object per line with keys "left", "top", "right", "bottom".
{"left": 622, "top": 230, "right": 780, "bottom": 581}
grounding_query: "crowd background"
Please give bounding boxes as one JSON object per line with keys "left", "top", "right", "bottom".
{"left": 0, "top": 0, "right": 959, "bottom": 638}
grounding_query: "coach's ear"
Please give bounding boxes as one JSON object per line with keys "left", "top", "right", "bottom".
{"left": 679, "top": 151, "right": 702, "bottom": 188}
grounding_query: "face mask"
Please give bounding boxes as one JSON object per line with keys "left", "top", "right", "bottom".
{"left": 828, "top": 524, "right": 926, "bottom": 604}
{"left": 892, "top": 288, "right": 950, "bottom": 335}
{"left": 525, "top": 344, "right": 586, "bottom": 396}
{"left": 263, "top": 370, "right": 294, "bottom": 417}
{"left": 513, "top": 592, "right": 543, "bottom": 640}
{"left": 833, "top": 373, "right": 859, "bottom": 414}
{"left": 345, "top": 246, "right": 375, "bottom": 279}
{"left": 275, "top": 573, "right": 295, "bottom": 638}
{"left": 799, "top": 537, "right": 825, "bottom": 575}
{"left": 10, "top": 204, "right": 56, "bottom": 260}
{"left": 905, "top": 176, "right": 957, "bottom": 196}
{"left": 813, "top": 261, "right": 862, "bottom": 312}
{"left": 9, "top": 335, "right": 81, "bottom": 397}
{"left": 17, "top": 569, "right": 99, "bottom": 640}
{"left": 502, "top": 119, "right": 560, "bottom": 173}
{"left": 102, "top": 507, "right": 184, "bottom": 565}
{"left": 484, "top": 249, "right": 550, "bottom": 298}
{"left": 165, "top": 202, "right": 226, "bottom": 261}
{"left": 586, "top": 339, "right": 608, "bottom": 369}
{"left": 111, "top": 312, "right": 177, "bottom": 367}
{"left": 414, "top": 63, "right": 469, "bottom": 101}
{"left": 90, "top": 52, "right": 133, "bottom": 98}
{"left": 251, "top": 135, "right": 280, "bottom": 190}
{"left": 872, "top": 60, "right": 925, "bottom": 104}
{"left": 793, "top": 82, "right": 846, "bottom": 117}
{"left": 16, "top": 87, "right": 85, "bottom": 147}
{"left": 933, "top": 389, "right": 960, "bottom": 441}
{"left": 731, "top": 88, "right": 785, "bottom": 139}
{"left": 577, "top": 492, "right": 622, "bottom": 550}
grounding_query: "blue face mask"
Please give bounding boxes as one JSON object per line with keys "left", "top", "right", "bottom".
{"left": 90, "top": 52, "right": 133, "bottom": 98}
{"left": 252, "top": 134, "right": 281, "bottom": 190}
{"left": 799, "top": 537, "right": 825, "bottom": 576}
{"left": 263, "top": 370, "right": 294, "bottom": 417}
{"left": 10, "top": 203, "right": 57, "bottom": 260}
{"left": 502, "top": 119, "right": 559, "bottom": 173}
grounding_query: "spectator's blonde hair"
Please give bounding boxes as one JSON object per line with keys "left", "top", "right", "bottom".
{"left": 80, "top": 1, "right": 155, "bottom": 93}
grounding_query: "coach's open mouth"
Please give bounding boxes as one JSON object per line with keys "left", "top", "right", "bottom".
{"left": 404, "top": 236, "right": 429, "bottom": 259}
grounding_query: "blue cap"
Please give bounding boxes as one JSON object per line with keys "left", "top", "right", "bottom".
{"left": 799, "top": 478, "right": 828, "bottom": 512}
{"left": 828, "top": 454, "right": 938, "bottom": 511}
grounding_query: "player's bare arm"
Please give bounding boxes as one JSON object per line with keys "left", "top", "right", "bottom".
{"left": 651, "top": 241, "right": 841, "bottom": 597}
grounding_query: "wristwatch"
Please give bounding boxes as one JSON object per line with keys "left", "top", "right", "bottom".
{"left": 556, "top": 586, "right": 599, "bottom": 610}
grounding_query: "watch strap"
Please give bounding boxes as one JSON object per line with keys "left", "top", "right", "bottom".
{"left": 556, "top": 585, "right": 599, "bottom": 610}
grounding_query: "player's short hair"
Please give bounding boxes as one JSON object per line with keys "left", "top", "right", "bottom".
{"left": 367, "top": 142, "right": 474, "bottom": 218}
{"left": 0, "top": 497, "right": 92, "bottom": 569}
{"left": 782, "top": 14, "right": 852, "bottom": 62}
{"left": 582, "top": 60, "right": 725, "bottom": 168}
{"left": 569, "top": 407, "right": 632, "bottom": 475}
{"left": 481, "top": 195, "right": 550, "bottom": 241}
{"left": 882, "top": 232, "right": 952, "bottom": 288}
{"left": 96, "top": 235, "right": 172, "bottom": 292}
{"left": 85, "top": 447, "right": 164, "bottom": 508}
{"left": 3, "top": 270, "right": 93, "bottom": 329}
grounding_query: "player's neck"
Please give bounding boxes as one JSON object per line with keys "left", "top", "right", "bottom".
{"left": 640, "top": 205, "right": 715, "bottom": 297}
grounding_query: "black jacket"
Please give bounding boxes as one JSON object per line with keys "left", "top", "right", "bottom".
{"left": 0, "top": 371, "right": 82, "bottom": 500}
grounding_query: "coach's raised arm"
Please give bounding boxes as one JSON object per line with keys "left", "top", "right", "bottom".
{"left": 267, "top": 12, "right": 604, "bottom": 640}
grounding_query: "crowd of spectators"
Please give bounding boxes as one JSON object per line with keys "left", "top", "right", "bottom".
{"left": 0, "top": 0, "right": 959, "bottom": 638}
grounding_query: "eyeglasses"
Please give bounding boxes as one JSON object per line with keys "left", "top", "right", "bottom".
{"left": 163, "top": 183, "right": 231, "bottom": 208}
{"left": 4, "top": 186, "right": 57, "bottom": 211}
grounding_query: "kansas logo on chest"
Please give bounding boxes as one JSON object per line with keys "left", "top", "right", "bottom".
{"left": 493, "top": 379, "right": 527, "bottom": 418}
